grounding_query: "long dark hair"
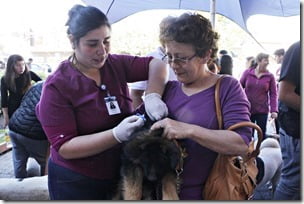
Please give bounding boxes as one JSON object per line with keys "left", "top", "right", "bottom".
{"left": 219, "top": 55, "right": 233, "bottom": 75}
{"left": 4, "top": 54, "right": 31, "bottom": 93}
{"left": 65, "top": 5, "right": 111, "bottom": 46}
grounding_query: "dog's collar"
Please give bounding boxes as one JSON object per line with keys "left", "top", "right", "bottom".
{"left": 173, "top": 139, "right": 187, "bottom": 172}
{"left": 173, "top": 140, "right": 188, "bottom": 194}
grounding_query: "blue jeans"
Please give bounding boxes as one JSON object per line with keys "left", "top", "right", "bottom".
{"left": 9, "top": 130, "right": 49, "bottom": 178}
{"left": 250, "top": 113, "right": 268, "bottom": 140}
{"left": 273, "top": 128, "right": 300, "bottom": 200}
{"left": 48, "top": 158, "right": 118, "bottom": 200}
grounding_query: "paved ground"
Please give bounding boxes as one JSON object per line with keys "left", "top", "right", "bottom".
{"left": 0, "top": 114, "right": 14, "bottom": 178}
{"left": 0, "top": 149, "right": 14, "bottom": 178}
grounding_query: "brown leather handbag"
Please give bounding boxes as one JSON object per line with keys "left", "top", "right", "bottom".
{"left": 203, "top": 76, "right": 263, "bottom": 200}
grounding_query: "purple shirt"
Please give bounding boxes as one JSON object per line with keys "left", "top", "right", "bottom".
{"left": 162, "top": 76, "right": 252, "bottom": 200}
{"left": 240, "top": 68, "right": 278, "bottom": 114}
{"left": 36, "top": 54, "right": 152, "bottom": 179}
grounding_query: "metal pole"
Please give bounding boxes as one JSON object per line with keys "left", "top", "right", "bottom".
{"left": 210, "top": 0, "right": 216, "bottom": 28}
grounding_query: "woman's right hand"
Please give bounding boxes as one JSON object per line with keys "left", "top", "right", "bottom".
{"left": 112, "top": 115, "right": 145, "bottom": 143}
{"left": 151, "top": 118, "right": 192, "bottom": 140}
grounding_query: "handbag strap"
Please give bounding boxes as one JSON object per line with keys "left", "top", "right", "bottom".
{"left": 228, "top": 122, "right": 263, "bottom": 159}
{"left": 214, "top": 75, "right": 225, "bottom": 129}
{"left": 214, "top": 75, "right": 262, "bottom": 159}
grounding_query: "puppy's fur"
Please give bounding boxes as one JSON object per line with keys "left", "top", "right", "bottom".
{"left": 115, "top": 127, "right": 182, "bottom": 200}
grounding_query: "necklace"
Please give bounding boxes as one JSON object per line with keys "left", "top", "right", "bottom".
{"left": 99, "top": 66, "right": 108, "bottom": 95}
{"left": 70, "top": 54, "right": 103, "bottom": 87}
{"left": 70, "top": 53, "right": 83, "bottom": 71}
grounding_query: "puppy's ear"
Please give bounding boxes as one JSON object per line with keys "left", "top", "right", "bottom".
{"left": 167, "top": 143, "right": 181, "bottom": 170}
{"left": 149, "top": 128, "right": 164, "bottom": 138}
{"left": 160, "top": 141, "right": 181, "bottom": 170}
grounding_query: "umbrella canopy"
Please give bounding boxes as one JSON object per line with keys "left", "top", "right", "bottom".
{"left": 81, "top": 0, "right": 300, "bottom": 32}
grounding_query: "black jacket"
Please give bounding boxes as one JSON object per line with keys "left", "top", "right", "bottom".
{"left": 9, "top": 81, "right": 46, "bottom": 140}
{"left": 1, "top": 71, "right": 42, "bottom": 117}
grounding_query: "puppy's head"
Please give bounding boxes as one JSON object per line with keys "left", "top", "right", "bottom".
{"left": 123, "top": 128, "right": 181, "bottom": 182}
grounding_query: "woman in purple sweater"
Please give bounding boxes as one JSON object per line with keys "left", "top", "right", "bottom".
{"left": 240, "top": 53, "right": 278, "bottom": 140}
{"left": 150, "top": 13, "right": 252, "bottom": 200}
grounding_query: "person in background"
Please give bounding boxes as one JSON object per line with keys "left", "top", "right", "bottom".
{"left": 0, "top": 60, "right": 5, "bottom": 69}
{"left": 240, "top": 53, "right": 278, "bottom": 140}
{"left": 150, "top": 13, "right": 252, "bottom": 200}
{"left": 129, "top": 45, "right": 176, "bottom": 109}
{"left": 1, "top": 54, "right": 41, "bottom": 127}
{"left": 129, "top": 16, "right": 177, "bottom": 109}
{"left": 8, "top": 81, "right": 49, "bottom": 178}
{"left": 35, "top": 5, "right": 168, "bottom": 200}
{"left": 218, "top": 49, "right": 228, "bottom": 58}
{"left": 27, "top": 58, "right": 33, "bottom": 70}
{"left": 273, "top": 48, "right": 285, "bottom": 81}
{"left": 273, "top": 48, "right": 285, "bottom": 134}
{"left": 273, "top": 41, "right": 300, "bottom": 200}
{"left": 235, "top": 55, "right": 255, "bottom": 80}
{"left": 245, "top": 56, "right": 255, "bottom": 69}
{"left": 207, "top": 58, "right": 220, "bottom": 74}
{"left": 219, "top": 54, "right": 233, "bottom": 75}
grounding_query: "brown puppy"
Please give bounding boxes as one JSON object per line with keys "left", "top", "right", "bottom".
{"left": 116, "top": 127, "right": 182, "bottom": 200}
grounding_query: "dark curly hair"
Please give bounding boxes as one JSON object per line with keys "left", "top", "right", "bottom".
{"left": 159, "top": 13, "right": 219, "bottom": 61}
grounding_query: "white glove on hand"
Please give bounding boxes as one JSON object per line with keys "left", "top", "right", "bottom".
{"left": 144, "top": 93, "right": 168, "bottom": 121}
{"left": 113, "top": 115, "right": 145, "bottom": 143}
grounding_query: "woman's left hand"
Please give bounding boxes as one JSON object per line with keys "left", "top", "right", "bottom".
{"left": 151, "top": 118, "right": 191, "bottom": 140}
{"left": 270, "top": 112, "right": 278, "bottom": 119}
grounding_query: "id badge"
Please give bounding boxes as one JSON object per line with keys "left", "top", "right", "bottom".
{"left": 104, "top": 96, "right": 121, "bottom": 115}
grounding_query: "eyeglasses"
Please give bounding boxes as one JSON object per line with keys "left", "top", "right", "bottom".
{"left": 162, "top": 54, "right": 197, "bottom": 66}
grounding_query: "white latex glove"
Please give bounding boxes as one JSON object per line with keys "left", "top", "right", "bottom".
{"left": 144, "top": 93, "right": 168, "bottom": 121}
{"left": 113, "top": 115, "right": 145, "bottom": 143}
